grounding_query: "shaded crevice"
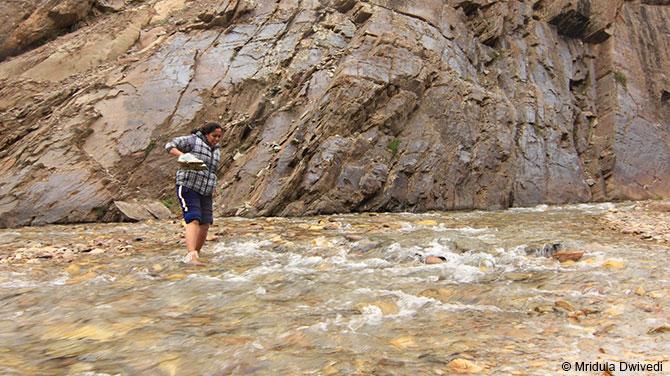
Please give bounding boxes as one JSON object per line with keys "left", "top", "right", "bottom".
{"left": 661, "top": 89, "right": 670, "bottom": 102}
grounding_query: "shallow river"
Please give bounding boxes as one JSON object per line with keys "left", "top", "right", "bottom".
{"left": 0, "top": 203, "right": 668, "bottom": 375}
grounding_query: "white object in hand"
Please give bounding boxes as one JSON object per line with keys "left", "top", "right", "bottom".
{"left": 178, "top": 153, "right": 204, "bottom": 164}
{"left": 178, "top": 153, "right": 207, "bottom": 170}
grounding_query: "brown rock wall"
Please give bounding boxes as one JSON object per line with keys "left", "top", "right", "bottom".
{"left": 606, "top": 2, "right": 670, "bottom": 199}
{"left": 0, "top": 0, "right": 668, "bottom": 227}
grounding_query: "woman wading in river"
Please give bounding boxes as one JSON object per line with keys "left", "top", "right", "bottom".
{"left": 165, "top": 122, "right": 223, "bottom": 265}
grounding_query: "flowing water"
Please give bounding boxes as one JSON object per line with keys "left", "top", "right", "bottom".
{"left": 0, "top": 203, "right": 668, "bottom": 375}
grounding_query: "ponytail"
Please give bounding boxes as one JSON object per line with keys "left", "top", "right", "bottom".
{"left": 192, "top": 122, "right": 223, "bottom": 135}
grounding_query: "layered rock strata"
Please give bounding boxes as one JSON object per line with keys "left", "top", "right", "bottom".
{"left": 0, "top": 0, "right": 668, "bottom": 227}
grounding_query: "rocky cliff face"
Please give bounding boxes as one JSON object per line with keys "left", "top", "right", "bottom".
{"left": 0, "top": 0, "right": 668, "bottom": 227}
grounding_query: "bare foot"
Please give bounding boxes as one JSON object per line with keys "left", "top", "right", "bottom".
{"left": 183, "top": 251, "right": 206, "bottom": 266}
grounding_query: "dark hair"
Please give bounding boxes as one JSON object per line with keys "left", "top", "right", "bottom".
{"left": 192, "top": 122, "right": 222, "bottom": 135}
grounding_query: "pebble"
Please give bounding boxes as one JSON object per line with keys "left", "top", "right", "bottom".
{"left": 66, "top": 264, "right": 81, "bottom": 275}
{"left": 419, "top": 288, "right": 455, "bottom": 302}
{"left": 344, "top": 234, "right": 363, "bottom": 242}
{"left": 389, "top": 336, "right": 417, "bottom": 349}
{"left": 602, "top": 260, "right": 625, "bottom": 269}
{"left": 424, "top": 255, "right": 446, "bottom": 264}
{"left": 533, "top": 305, "right": 554, "bottom": 314}
{"left": 554, "top": 300, "right": 575, "bottom": 312}
{"left": 62, "top": 250, "right": 75, "bottom": 261}
{"left": 352, "top": 239, "right": 380, "bottom": 252}
{"left": 552, "top": 251, "right": 584, "bottom": 262}
{"left": 165, "top": 274, "right": 186, "bottom": 281}
{"left": 448, "top": 359, "right": 483, "bottom": 373}
{"left": 647, "top": 290, "right": 663, "bottom": 299}
{"left": 604, "top": 305, "right": 625, "bottom": 317}
{"left": 647, "top": 325, "right": 670, "bottom": 335}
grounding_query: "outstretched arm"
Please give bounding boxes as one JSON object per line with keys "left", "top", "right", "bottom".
{"left": 168, "top": 147, "right": 184, "bottom": 157}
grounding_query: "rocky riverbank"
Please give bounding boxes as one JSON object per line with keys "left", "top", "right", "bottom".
{"left": 602, "top": 200, "right": 670, "bottom": 244}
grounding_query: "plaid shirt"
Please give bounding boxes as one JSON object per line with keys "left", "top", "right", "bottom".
{"left": 165, "top": 132, "right": 221, "bottom": 196}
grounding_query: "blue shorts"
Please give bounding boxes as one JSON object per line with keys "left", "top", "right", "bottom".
{"left": 176, "top": 185, "right": 213, "bottom": 225}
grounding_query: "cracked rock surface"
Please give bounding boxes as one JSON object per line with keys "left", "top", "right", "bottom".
{"left": 0, "top": 0, "right": 669, "bottom": 227}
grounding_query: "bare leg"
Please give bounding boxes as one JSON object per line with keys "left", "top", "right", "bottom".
{"left": 184, "top": 220, "right": 205, "bottom": 265}
{"left": 185, "top": 220, "right": 200, "bottom": 252}
{"left": 196, "top": 224, "right": 210, "bottom": 252}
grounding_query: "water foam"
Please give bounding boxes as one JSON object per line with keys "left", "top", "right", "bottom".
{"left": 510, "top": 204, "right": 549, "bottom": 212}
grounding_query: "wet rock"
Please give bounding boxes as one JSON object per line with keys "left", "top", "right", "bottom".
{"left": 552, "top": 250, "right": 584, "bottom": 263}
{"left": 602, "top": 260, "right": 625, "bottom": 269}
{"left": 604, "top": 305, "right": 625, "bottom": 317}
{"left": 66, "top": 264, "right": 81, "bottom": 275}
{"left": 647, "top": 325, "right": 670, "bottom": 335}
{"left": 151, "top": 264, "right": 163, "bottom": 273}
{"left": 351, "top": 239, "right": 381, "bottom": 253}
{"left": 448, "top": 358, "right": 483, "bottom": 373}
{"left": 419, "top": 288, "right": 456, "bottom": 303}
{"left": 275, "top": 330, "right": 311, "bottom": 350}
{"left": 554, "top": 300, "right": 576, "bottom": 312}
{"left": 323, "top": 223, "right": 340, "bottom": 230}
{"left": 271, "top": 244, "right": 288, "bottom": 253}
{"left": 344, "top": 235, "right": 363, "bottom": 242}
{"left": 526, "top": 243, "right": 564, "bottom": 257}
{"left": 506, "top": 272, "right": 535, "bottom": 282}
{"left": 594, "top": 323, "right": 616, "bottom": 336}
{"left": 648, "top": 291, "right": 663, "bottom": 299}
{"left": 0, "top": 232, "right": 21, "bottom": 244}
{"left": 424, "top": 255, "right": 447, "bottom": 264}
{"left": 355, "top": 300, "right": 399, "bottom": 315}
{"left": 165, "top": 273, "right": 186, "bottom": 281}
{"left": 389, "top": 336, "right": 417, "bottom": 349}
{"left": 532, "top": 304, "right": 555, "bottom": 315}
{"left": 61, "top": 249, "right": 75, "bottom": 261}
